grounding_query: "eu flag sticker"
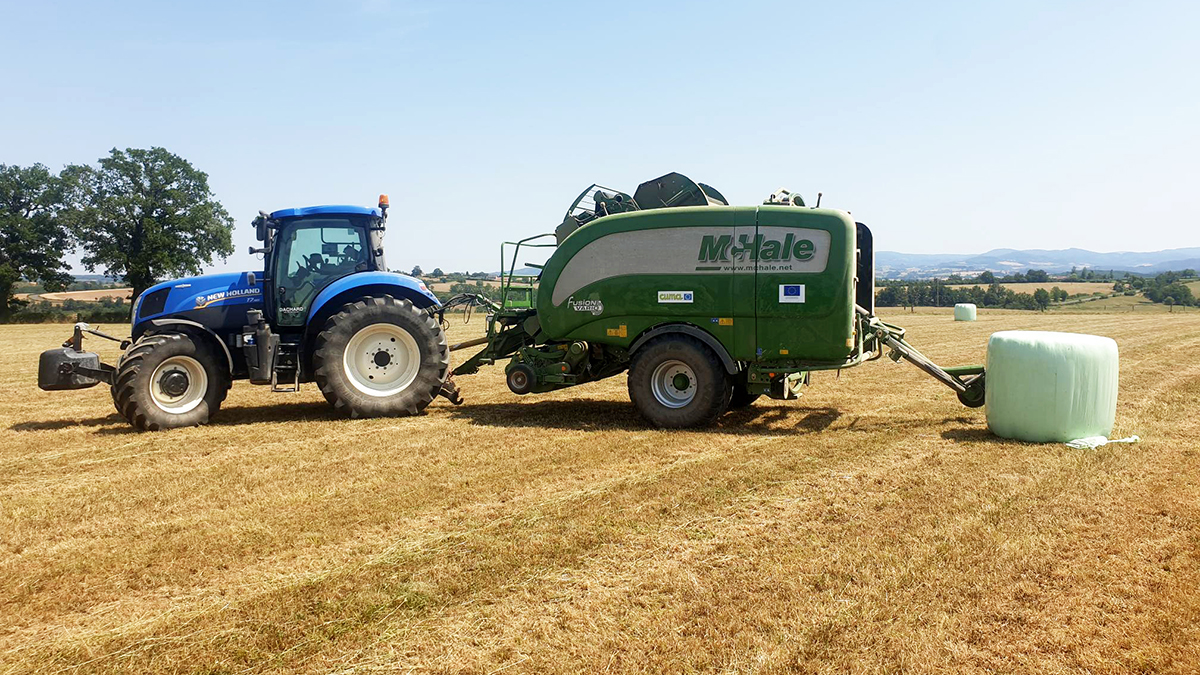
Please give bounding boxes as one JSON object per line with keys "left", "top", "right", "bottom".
{"left": 778, "top": 284, "right": 806, "bottom": 303}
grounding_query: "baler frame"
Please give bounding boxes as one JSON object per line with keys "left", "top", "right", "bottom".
{"left": 447, "top": 241, "right": 987, "bottom": 409}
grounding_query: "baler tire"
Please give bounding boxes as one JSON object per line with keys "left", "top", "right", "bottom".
{"left": 112, "top": 333, "right": 228, "bottom": 431}
{"left": 506, "top": 363, "right": 537, "bottom": 395}
{"left": 313, "top": 295, "right": 449, "bottom": 418}
{"left": 728, "top": 385, "right": 760, "bottom": 410}
{"left": 957, "top": 374, "right": 986, "bottom": 408}
{"left": 628, "top": 335, "right": 730, "bottom": 428}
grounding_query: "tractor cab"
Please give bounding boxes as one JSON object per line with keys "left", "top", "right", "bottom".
{"left": 253, "top": 199, "right": 389, "bottom": 329}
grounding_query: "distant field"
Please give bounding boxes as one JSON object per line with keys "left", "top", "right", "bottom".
{"left": 21, "top": 288, "right": 132, "bottom": 304}
{"left": 427, "top": 279, "right": 502, "bottom": 292}
{"left": 946, "top": 281, "right": 1116, "bottom": 295}
{"left": 1050, "top": 293, "right": 1198, "bottom": 313}
{"left": 2, "top": 310, "right": 1198, "bottom": 672}
{"left": 875, "top": 282, "right": 1116, "bottom": 297}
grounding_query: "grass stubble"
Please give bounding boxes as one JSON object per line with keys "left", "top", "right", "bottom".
{"left": 0, "top": 308, "right": 1197, "bottom": 673}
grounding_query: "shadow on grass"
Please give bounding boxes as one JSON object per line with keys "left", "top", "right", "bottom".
{"left": 445, "top": 399, "right": 843, "bottom": 437}
{"left": 9, "top": 414, "right": 126, "bottom": 432}
{"left": 842, "top": 413, "right": 983, "bottom": 436}
{"left": 940, "top": 427, "right": 996, "bottom": 442}
{"left": 9, "top": 401, "right": 341, "bottom": 434}
{"left": 210, "top": 401, "right": 341, "bottom": 426}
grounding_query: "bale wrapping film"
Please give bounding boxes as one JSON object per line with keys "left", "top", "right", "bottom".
{"left": 954, "top": 303, "right": 977, "bottom": 321}
{"left": 985, "top": 331, "right": 1119, "bottom": 443}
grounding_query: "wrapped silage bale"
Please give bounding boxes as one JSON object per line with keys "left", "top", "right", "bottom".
{"left": 985, "top": 331, "right": 1119, "bottom": 443}
{"left": 954, "top": 303, "right": 977, "bottom": 321}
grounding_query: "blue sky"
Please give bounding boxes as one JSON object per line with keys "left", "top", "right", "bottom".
{"left": 3, "top": 0, "right": 1197, "bottom": 275}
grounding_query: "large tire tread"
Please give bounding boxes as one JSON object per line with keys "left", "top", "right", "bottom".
{"left": 312, "top": 295, "right": 449, "bottom": 418}
{"left": 628, "top": 335, "right": 730, "bottom": 428}
{"left": 111, "top": 333, "right": 228, "bottom": 431}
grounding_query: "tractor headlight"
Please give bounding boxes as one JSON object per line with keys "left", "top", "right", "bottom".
{"left": 131, "top": 292, "right": 143, "bottom": 325}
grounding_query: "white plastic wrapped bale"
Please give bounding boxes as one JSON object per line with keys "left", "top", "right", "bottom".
{"left": 954, "top": 303, "right": 977, "bottom": 321}
{"left": 985, "top": 331, "right": 1119, "bottom": 443}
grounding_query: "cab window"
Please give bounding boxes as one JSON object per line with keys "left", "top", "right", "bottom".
{"left": 274, "top": 219, "right": 369, "bottom": 325}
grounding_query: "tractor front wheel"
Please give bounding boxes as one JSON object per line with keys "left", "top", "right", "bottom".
{"left": 628, "top": 335, "right": 730, "bottom": 428}
{"left": 112, "top": 333, "right": 228, "bottom": 431}
{"left": 313, "top": 296, "right": 449, "bottom": 418}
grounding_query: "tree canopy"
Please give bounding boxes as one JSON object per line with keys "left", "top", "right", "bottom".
{"left": 1033, "top": 288, "right": 1050, "bottom": 311}
{"left": 0, "top": 164, "right": 73, "bottom": 320}
{"left": 63, "top": 147, "right": 234, "bottom": 301}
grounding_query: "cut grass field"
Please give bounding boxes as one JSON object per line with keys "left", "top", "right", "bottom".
{"left": 2, "top": 310, "right": 1198, "bottom": 673}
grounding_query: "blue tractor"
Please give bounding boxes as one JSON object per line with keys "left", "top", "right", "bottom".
{"left": 38, "top": 196, "right": 461, "bottom": 430}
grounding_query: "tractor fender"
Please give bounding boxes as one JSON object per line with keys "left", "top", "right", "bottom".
{"left": 307, "top": 272, "right": 440, "bottom": 326}
{"left": 145, "top": 318, "right": 235, "bottom": 374}
{"left": 302, "top": 273, "right": 442, "bottom": 373}
{"left": 628, "top": 323, "right": 739, "bottom": 375}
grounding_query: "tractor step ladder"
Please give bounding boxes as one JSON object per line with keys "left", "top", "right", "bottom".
{"left": 270, "top": 369, "right": 300, "bottom": 393}
{"left": 271, "top": 343, "right": 301, "bottom": 392}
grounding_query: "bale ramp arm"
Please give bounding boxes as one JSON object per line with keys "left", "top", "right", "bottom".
{"left": 857, "top": 306, "right": 986, "bottom": 407}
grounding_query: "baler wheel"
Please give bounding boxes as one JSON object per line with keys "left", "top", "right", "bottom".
{"left": 628, "top": 335, "right": 730, "bottom": 428}
{"left": 506, "top": 364, "right": 536, "bottom": 395}
{"left": 957, "top": 374, "right": 986, "bottom": 408}
{"left": 111, "top": 333, "right": 228, "bottom": 431}
{"left": 728, "top": 385, "right": 760, "bottom": 410}
{"left": 313, "top": 296, "right": 448, "bottom": 418}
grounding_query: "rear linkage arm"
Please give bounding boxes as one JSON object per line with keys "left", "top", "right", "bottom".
{"left": 430, "top": 293, "right": 512, "bottom": 404}
{"left": 436, "top": 293, "right": 541, "bottom": 378}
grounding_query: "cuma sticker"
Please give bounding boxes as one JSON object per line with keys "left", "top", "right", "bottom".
{"left": 657, "top": 291, "right": 693, "bottom": 304}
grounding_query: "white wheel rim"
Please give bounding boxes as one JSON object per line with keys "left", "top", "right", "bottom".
{"left": 343, "top": 323, "right": 422, "bottom": 397}
{"left": 651, "top": 359, "right": 697, "bottom": 409}
{"left": 149, "top": 355, "right": 208, "bottom": 414}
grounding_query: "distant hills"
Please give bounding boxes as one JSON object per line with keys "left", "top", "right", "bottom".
{"left": 876, "top": 247, "right": 1200, "bottom": 279}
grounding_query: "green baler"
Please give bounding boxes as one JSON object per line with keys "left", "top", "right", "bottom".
{"left": 448, "top": 173, "right": 984, "bottom": 428}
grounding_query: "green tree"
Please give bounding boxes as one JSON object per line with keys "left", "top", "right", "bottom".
{"left": 410, "top": 265, "right": 424, "bottom": 277}
{"left": 431, "top": 267, "right": 444, "bottom": 277}
{"left": 0, "top": 164, "right": 74, "bottom": 320}
{"left": 63, "top": 147, "right": 233, "bottom": 304}
{"left": 1033, "top": 288, "right": 1050, "bottom": 311}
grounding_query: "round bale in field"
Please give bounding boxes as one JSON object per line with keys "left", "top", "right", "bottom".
{"left": 985, "top": 331, "right": 1119, "bottom": 443}
{"left": 954, "top": 303, "right": 977, "bottom": 321}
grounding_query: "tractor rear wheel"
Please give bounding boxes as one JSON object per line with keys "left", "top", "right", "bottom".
{"left": 112, "top": 333, "right": 228, "bottom": 431}
{"left": 313, "top": 296, "right": 449, "bottom": 418}
{"left": 628, "top": 335, "right": 730, "bottom": 428}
